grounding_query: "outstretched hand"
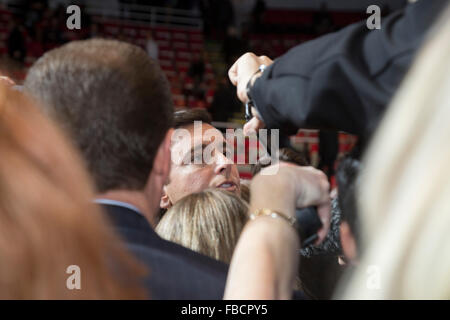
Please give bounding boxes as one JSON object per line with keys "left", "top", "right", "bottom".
{"left": 251, "top": 163, "right": 331, "bottom": 245}
{"left": 0, "top": 76, "right": 16, "bottom": 87}
{"left": 228, "top": 53, "right": 272, "bottom": 135}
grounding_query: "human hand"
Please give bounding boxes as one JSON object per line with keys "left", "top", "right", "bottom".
{"left": 251, "top": 164, "right": 331, "bottom": 245}
{"left": 228, "top": 52, "right": 273, "bottom": 104}
{"left": 243, "top": 106, "right": 265, "bottom": 135}
{"left": 0, "top": 76, "right": 16, "bottom": 87}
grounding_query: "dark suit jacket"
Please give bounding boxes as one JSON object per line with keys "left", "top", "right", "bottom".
{"left": 102, "top": 204, "right": 228, "bottom": 299}
{"left": 251, "top": 0, "right": 447, "bottom": 147}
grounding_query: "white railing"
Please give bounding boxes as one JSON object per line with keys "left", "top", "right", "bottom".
{"left": 86, "top": 3, "right": 202, "bottom": 30}
{"left": 2, "top": 0, "right": 203, "bottom": 30}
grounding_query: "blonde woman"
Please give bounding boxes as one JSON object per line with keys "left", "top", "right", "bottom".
{"left": 0, "top": 84, "right": 146, "bottom": 299}
{"left": 156, "top": 189, "right": 248, "bottom": 264}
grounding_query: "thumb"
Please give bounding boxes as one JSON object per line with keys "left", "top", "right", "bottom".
{"left": 228, "top": 61, "right": 239, "bottom": 86}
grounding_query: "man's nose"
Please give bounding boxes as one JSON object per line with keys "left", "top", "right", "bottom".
{"left": 214, "top": 151, "right": 234, "bottom": 175}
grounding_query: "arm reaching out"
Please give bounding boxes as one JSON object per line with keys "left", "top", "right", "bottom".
{"left": 229, "top": 1, "right": 446, "bottom": 142}
{"left": 224, "top": 164, "right": 331, "bottom": 299}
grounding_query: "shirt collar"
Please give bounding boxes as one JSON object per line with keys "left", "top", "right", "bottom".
{"left": 94, "top": 199, "right": 143, "bottom": 216}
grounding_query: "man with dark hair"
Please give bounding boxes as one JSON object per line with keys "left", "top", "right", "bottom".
{"left": 26, "top": 39, "right": 172, "bottom": 197}
{"left": 173, "top": 108, "right": 213, "bottom": 129}
{"left": 24, "top": 39, "right": 227, "bottom": 299}
{"left": 160, "top": 108, "right": 241, "bottom": 209}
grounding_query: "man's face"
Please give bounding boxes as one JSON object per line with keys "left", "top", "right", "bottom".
{"left": 161, "top": 123, "right": 241, "bottom": 208}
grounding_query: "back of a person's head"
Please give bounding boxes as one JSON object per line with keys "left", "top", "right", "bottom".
{"left": 0, "top": 84, "right": 146, "bottom": 299}
{"left": 24, "top": 38, "right": 174, "bottom": 193}
{"left": 341, "top": 7, "right": 450, "bottom": 299}
{"left": 156, "top": 189, "right": 248, "bottom": 263}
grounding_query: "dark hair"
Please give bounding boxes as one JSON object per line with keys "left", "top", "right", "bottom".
{"left": 173, "top": 108, "right": 212, "bottom": 129}
{"left": 336, "top": 157, "right": 361, "bottom": 247}
{"left": 24, "top": 39, "right": 173, "bottom": 192}
{"left": 251, "top": 147, "right": 309, "bottom": 176}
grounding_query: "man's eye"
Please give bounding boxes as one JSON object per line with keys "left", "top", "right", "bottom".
{"left": 190, "top": 152, "right": 204, "bottom": 164}
{"left": 223, "top": 150, "right": 232, "bottom": 160}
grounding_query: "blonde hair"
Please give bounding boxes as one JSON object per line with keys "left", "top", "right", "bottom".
{"left": 239, "top": 179, "right": 251, "bottom": 204}
{"left": 341, "top": 8, "right": 450, "bottom": 299}
{"left": 0, "top": 84, "right": 146, "bottom": 299}
{"left": 156, "top": 189, "right": 248, "bottom": 263}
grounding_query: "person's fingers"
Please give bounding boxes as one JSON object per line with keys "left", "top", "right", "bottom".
{"left": 296, "top": 167, "right": 330, "bottom": 245}
{"left": 317, "top": 170, "right": 331, "bottom": 203}
{"left": 242, "top": 52, "right": 258, "bottom": 62}
{"left": 292, "top": 167, "right": 329, "bottom": 203}
{"left": 258, "top": 55, "right": 273, "bottom": 66}
{"left": 0, "top": 76, "right": 15, "bottom": 87}
{"left": 285, "top": 166, "right": 330, "bottom": 245}
{"left": 229, "top": 52, "right": 257, "bottom": 85}
{"left": 330, "top": 188, "right": 338, "bottom": 199}
{"left": 243, "top": 118, "right": 257, "bottom": 135}
{"left": 229, "top": 52, "right": 273, "bottom": 104}
{"left": 243, "top": 116, "right": 265, "bottom": 135}
{"left": 314, "top": 201, "right": 331, "bottom": 245}
{"left": 228, "top": 60, "right": 239, "bottom": 86}
{"left": 236, "top": 83, "right": 248, "bottom": 103}
{"left": 251, "top": 165, "right": 332, "bottom": 246}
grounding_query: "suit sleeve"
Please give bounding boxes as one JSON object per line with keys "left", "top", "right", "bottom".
{"left": 250, "top": 0, "right": 447, "bottom": 140}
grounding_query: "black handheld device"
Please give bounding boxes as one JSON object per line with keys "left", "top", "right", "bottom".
{"left": 295, "top": 207, "right": 323, "bottom": 248}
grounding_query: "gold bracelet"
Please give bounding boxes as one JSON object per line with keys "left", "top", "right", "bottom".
{"left": 249, "top": 208, "right": 297, "bottom": 230}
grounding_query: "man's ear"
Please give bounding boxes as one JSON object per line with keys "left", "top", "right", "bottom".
{"left": 155, "top": 129, "right": 173, "bottom": 210}
{"left": 339, "top": 222, "right": 357, "bottom": 264}
{"left": 160, "top": 185, "right": 172, "bottom": 209}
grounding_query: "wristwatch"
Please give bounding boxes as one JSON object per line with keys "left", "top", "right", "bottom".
{"left": 245, "top": 64, "right": 267, "bottom": 122}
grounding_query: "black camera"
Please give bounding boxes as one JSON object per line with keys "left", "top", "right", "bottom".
{"left": 296, "top": 207, "right": 323, "bottom": 248}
